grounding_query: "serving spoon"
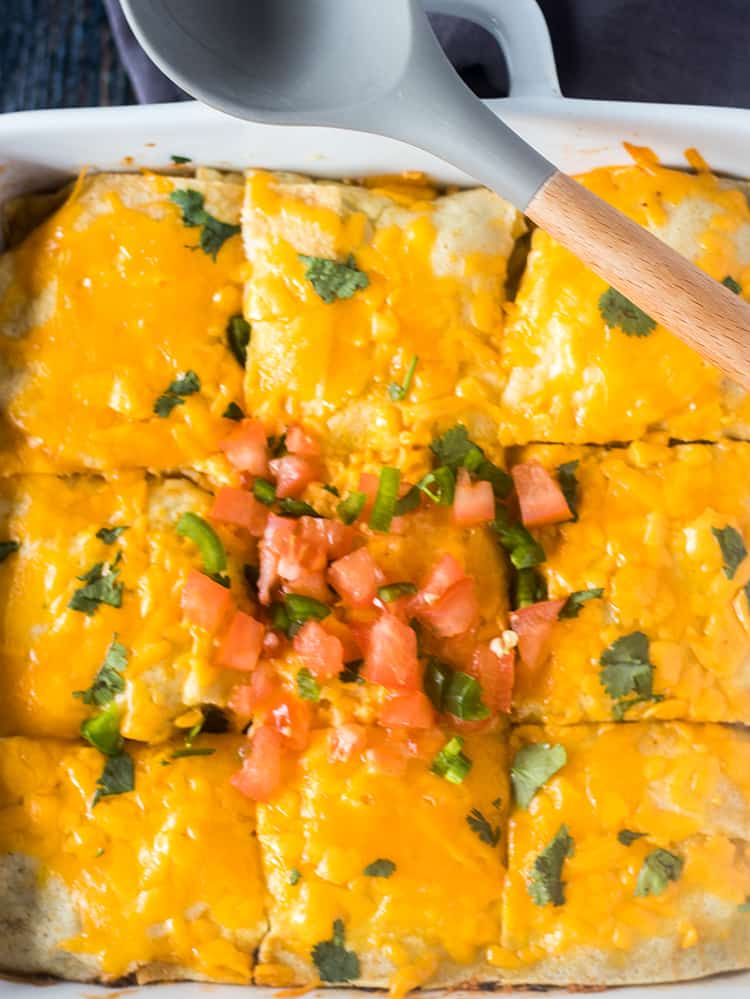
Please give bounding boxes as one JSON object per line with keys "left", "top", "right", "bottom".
{"left": 121, "top": 0, "right": 750, "bottom": 388}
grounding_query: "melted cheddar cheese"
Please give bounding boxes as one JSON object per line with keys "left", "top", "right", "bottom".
{"left": 501, "top": 724, "right": 750, "bottom": 982}
{"left": 499, "top": 162, "right": 750, "bottom": 443}
{"left": 512, "top": 440, "right": 750, "bottom": 723}
{"left": 0, "top": 736, "right": 266, "bottom": 983}
{"left": 256, "top": 727, "right": 508, "bottom": 990}
{"left": 0, "top": 173, "right": 246, "bottom": 477}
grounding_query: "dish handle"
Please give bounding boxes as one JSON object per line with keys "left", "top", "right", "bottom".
{"left": 425, "top": 0, "right": 561, "bottom": 99}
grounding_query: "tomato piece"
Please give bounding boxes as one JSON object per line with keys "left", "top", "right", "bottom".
{"left": 230, "top": 725, "right": 282, "bottom": 802}
{"left": 511, "top": 462, "right": 573, "bottom": 527}
{"left": 209, "top": 486, "right": 268, "bottom": 537}
{"left": 216, "top": 611, "right": 265, "bottom": 672}
{"left": 269, "top": 455, "right": 321, "bottom": 498}
{"left": 362, "top": 615, "right": 421, "bottom": 690}
{"left": 293, "top": 620, "right": 344, "bottom": 680}
{"left": 220, "top": 419, "right": 268, "bottom": 476}
{"left": 471, "top": 644, "right": 515, "bottom": 714}
{"left": 510, "top": 599, "right": 566, "bottom": 669}
{"left": 328, "top": 547, "right": 382, "bottom": 608}
{"left": 323, "top": 520, "right": 357, "bottom": 560}
{"left": 419, "top": 553, "right": 466, "bottom": 601}
{"left": 379, "top": 691, "right": 436, "bottom": 729}
{"left": 286, "top": 425, "right": 321, "bottom": 457}
{"left": 270, "top": 695, "right": 312, "bottom": 751}
{"left": 452, "top": 468, "right": 495, "bottom": 526}
{"left": 181, "top": 570, "right": 232, "bottom": 633}
{"left": 258, "top": 514, "right": 295, "bottom": 604}
{"left": 418, "top": 576, "right": 479, "bottom": 638}
{"left": 228, "top": 662, "right": 277, "bottom": 718}
{"left": 328, "top": 723, "right": 367, "bottom": 763}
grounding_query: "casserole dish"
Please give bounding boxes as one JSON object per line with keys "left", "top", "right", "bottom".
{"left": 2, "top": 0, "right": 750, "bottom": 995}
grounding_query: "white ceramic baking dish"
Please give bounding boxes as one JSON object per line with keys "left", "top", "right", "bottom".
{"left": 1, "top": 0, "right": 749, "bottom": 995}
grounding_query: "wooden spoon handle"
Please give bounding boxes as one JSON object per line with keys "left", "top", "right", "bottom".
{"left": 526, "top": 171, "right": 750, "bottom": 390}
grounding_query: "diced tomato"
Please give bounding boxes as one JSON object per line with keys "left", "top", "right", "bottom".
{"left": 228, "top": 662, "right": 277, "bottom": 717}
{"left": 453, "top": 468, "right": 495, "bottom": 526}
{"left": 419, "top": 553, "right": 466, "bottom": 601}
{"left": 260, "top": 514, "right": 330, "bottom": 605}
{"left": 511, "top": 462, "right": 573, "bottom": 527}
{"left": 216, "top": 611, "right": 265, "bottom": 672}
{"left": 510, "top": 599, "right": 566, "bottom": 669}
{"left": 269, "top": 455, "right": 321, "bottom": 498}
{"left": 181, "top": 570, "right": 232, "bottom": 633}
{"left": 293, "top": 620, "right": 344, "bottom": 680}
{"left": 258, "top": 514, "right": 295, "bottom": 604}
{"left": 323, "top": 520, "right": 357, "bottom": 561}
{"left": 282, "top": 568, "right": 330, "bottom": 602}
{"left": 362, "top": 615, "right": 421, "bottom": 690}
{"left": 471, "top": 644, "right": 515, "bottom": 714}
{"left": 328, "top": 547, "right": 382, "bottom": 608}
{"left": 270, "top": 696, "right": 312, "bottom": 751}
{"left": 349, "top": 619, "right": 374, "bottom": 658}
{"left": 209, "top": 486, "right": 268, "bottom": 537}
{"left": 286, "top": 425, "right": 321, "bottom": 457}
{"left": 417, "top": 576, "right": 479, "bottom": 638}
{"left": 220, "top": 419, "right": 268, "bottom": 476}
{"left": 230, "top": 725, "right": 282, "bottom": 802}
{"left": 328, "top": 723, "right": 367, "bottom": 763}
{"left": 379, "top": 691, "right": 436, "bottom": 729}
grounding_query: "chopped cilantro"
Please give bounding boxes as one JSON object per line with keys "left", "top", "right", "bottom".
{"left": 73, "top": 635, "right": 128, "bottom": 706}
{"left": 600, "top": 631, "right": 659, "bottom": 719}
{"left": 431, "top": 735, "right": 472, "bottom": 784}
{"left": 92, "top": 752, "right": 135, "bottom": 806}
{"left": 81, "top": 702, "right": 123, "bottom": 756}
{"left": 154, "top": 369, "right": 201, "bottom": 417}
{"left": 170, "top": 188, "right": 241, "bottom": 260}
{"left": 0, "top": 540, "right": 20, "bottom": 562}
{"left": 618, "top": 829, "right": 647, "bottom": 846}
{"left": 635, "top": 848, "right": 683, "bottom": 897}
{"left": 599, "top": 287, "right": 656, "bottom": 336}
{"left": 559, "top": 588, "right": 604, "bottom": 619}
{"left": 267, "top": 433, "right": 288, "bottom": 458}
{"left": 511, "top": 743, "right": 567, "bottom": 809}
{"left": 311, "top": 919, "right": 361, "bottom": 983}
{"left": 222, "top": 401, "right": 244, "bottom": 421}
{"left": 170, "top": 154, "right": 192, "bottom": 164}
{"left": 279, "top": 498, "right": 320, "bottom": 518}
{"left": 226, "top": 314, "right": 251, "bottom": 367}
{"left": 467, "top": 808, "right": 500, "bottom": 847}
{"left": 339, "top": 659, "right": 364, "bottom": 684}
{"left": 418, "top": 466, "right": 457, "bottom": 506}
{"left": 96, "top": 526, "right": 128, "bottom": 545}
{"left": 289, "top": 868, "right": 302, "bottom": 886}
{"left": 528, "top": 825, "right": 574, "bottom": 907}
{"left": 377, "top": 582, "right": 417, "bottom": 603}
{"left": 557, "top": 461, "right": 579, "bottom": 521}
{"left": 297, "top": 667, "right": 321, "bottom": 702}
{"left": 514, "top": 567, "right": 548, "bottom": 609}
{"left": 337, "top": 490, "right": 366, "bottom": 525}
{"left": 430, "top": 425, "right": 481, "bottom": 470}
{"left": 69, "top": 554, "right": 124, "bottom": 616}
{"left": 323, "top": 484, "right": 340, "bottom": 497}
{"left": 154, "top": 394, "right": 184, "bottom": 418}
{"left": 299, "top": 253, "right": 369, "bottom": 304}
{"left": 363, "top": 858, "right": 396, "bottom": 878}
{"left": 493, "top": 513, "right": 546, "bottom": 569}
{"left": 388, "top": 354, "right": 418, "bottom": 401}
{"left": 723, "top": 275, "right": 742, "bottom": 295}
{"left": 712, "top": 525, "right": 747, "bottom": 579}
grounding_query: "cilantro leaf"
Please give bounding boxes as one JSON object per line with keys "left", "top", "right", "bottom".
{"left": 223, "top": 401, "right": 244, "bottom": 421}
{"left": 297, "top": 667, "right": 321, "bottom": 702}
{"left": 511, "top": 743, "right": 567, "bottom": 809}
{"left": 73, "top": 635, "right": 128, "bottom": 706}
{"left": 226, "top": 314, "right": 251, "bottom": 368}
{"left": 363, "top": 858, "right": 396, "bottom": 878}
{"left": 299, "top": 253, "right": 369, "bottom": 304}
{"left": 170, "top": 189, "right": 240, "bottom": 260}
{"left": 81, "top": 702, "right": 123, "bottom": 756}
{"left": 69, "top": 556, "right": 124, "bottom": 616}
{"left": 514, "top": 567, "right": 548, "bottom": 609}
{"left": 557, "top": 461, "right": 579, "bottom": 521}
{"left": 154, "top": 370, "right": 201, "bottom": 418}
{"left": 466, "top": 808, "right": 500, "bottom": 847}
{"left": 618, "top": 829, "right": 647, "bottom": 846}
{"left": 289, "top": 868, "right": 302, "bottom": 886}
{"left": 723, "top": 275, "right": 742, "bottom": 295}
{"left": 492, "top": 513, "right": 546, "bottom": 569}
{"left": 635, "top": 848, "right": 683, "bottom": 897}
{"left": 96, "top": 526, "right": 128, "bottom": 545}
{"left": 600, "top": 631, "right": 656, "bottom": 719}
{"left": 92, "top": 751, "right": 135, "bottom": 806}
{"left": 430, "top": 425, "right": 482, "bottom": 471}
{"left": 599, "top": 287, "right": 656, "bottom": 336}
{"left": 279, "top": 498, "right": 320, "bottom": 518}
{"left": 0, "top": 540, "right": 20, "bottom": 562}
{"left": 559, "top": 588, "right": 604, "bottom": 619}
{"left": 712, "top": 525, "right": 747, "bottom": 579}
{"left": 311, "top": 919, "right": 361, "bottom": 983}
{"left": 388, "top": 355, "right": 418, "bottom": 401}
{"left": 528, "top": 824, "right": 574, "bottom": 907}
{"left": 170, "top": 154, "right": 192, "bottom": 164}
{"left": 339, "top": 659, "right": 364, "bottom": 684}
{"left": 154, "top": 394, "right": 184, "bottom": 418}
